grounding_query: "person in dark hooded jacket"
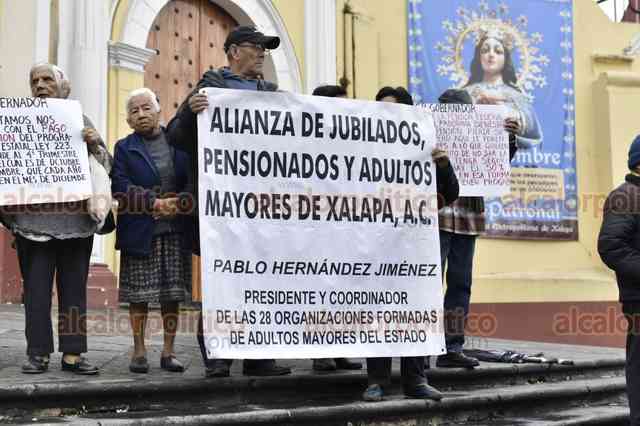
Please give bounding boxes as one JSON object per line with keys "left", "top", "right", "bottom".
{"left": 166, "top": 25, "right": 290, "bottom": 379}
{"left": 598, "top": 135, "right": 640, "bottom": 426}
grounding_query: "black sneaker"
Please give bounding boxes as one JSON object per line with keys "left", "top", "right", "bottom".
{"left": 312, "top": 358, "right": 337, "bottom": 371}
{"left": 243, "top": 359, "right": 291, "bottom": 376}
{"left": 61, "top": 357, "right": 100, "bottom": 375}
{"left": 404, "top": 383, "right": 444, "bottom": 401}
{"left": 436, "top": 352, "right": 480, "bottom": 369}
{"left": 334, "top": 358, "right": 362, "bottom": 370}
{"left": 205, "top": 360, "right": 230, "bottom": 378}
{"left": 22, "top": 356, "right": 49, "bottom": 374}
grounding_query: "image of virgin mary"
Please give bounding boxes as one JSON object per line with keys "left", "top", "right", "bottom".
{"left": 463, "top": 30, "right": 543, "bottom": 149}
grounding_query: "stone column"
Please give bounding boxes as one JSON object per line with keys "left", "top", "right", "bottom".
{"left": 57, "top": 1, "right": 117, "bottom": 308}
{"left": 304, "top": 0, "right": 337, "bottom": 93}
{"left": 57, "top": 0, "right": 110, "bottom": 137}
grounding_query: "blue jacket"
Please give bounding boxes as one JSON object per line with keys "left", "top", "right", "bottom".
{"left": 111, "top": 129, "right": 192, "bottom": 256}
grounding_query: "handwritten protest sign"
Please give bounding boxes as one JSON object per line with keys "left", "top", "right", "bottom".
{"left": 0, "top": 97, "right": 91, "bottom": 206}
{"left": 198, "top": 88, "right": 445, "bottom": 359}
{"left": 427, "top": 104, "right": 510, "bottom": 197}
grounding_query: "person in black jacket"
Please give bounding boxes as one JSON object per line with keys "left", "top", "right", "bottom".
{"left": 598, "top": 135, "right": 640, "bottom": 426}
{"left": 361, "top": 86, "right": 459, "bottom": 402}
{"left": 166, "top": 26, "right": 290, "bottom": 379}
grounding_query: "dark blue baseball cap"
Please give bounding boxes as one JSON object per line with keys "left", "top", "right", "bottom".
{"left": 224, "top": 26, "right": 280, "bottom": 52}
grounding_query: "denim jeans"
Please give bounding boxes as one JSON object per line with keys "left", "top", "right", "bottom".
{"left": 439, "top": 231, "right": 477, "bottom": 353}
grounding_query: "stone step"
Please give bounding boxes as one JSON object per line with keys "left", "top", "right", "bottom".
{"left": 0, "top": 358, "right": 625, "bottom": 403}
{"left": 428, "top": 358, "right": 625, "bottom": 391}
{"left": 42, "top": 376, "right": 627, "bottom": 425}
{"left": 86, "top": 264, "right": 118, "bottom": 309}
{"left": 523, "top": 405, "right": 630, "bottom": 425}
{"left": 86, "top": 285, "right": 118, "bottom": 309}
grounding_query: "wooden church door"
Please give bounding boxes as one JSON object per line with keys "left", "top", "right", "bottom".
{"left": 144, "top": 0, "right": 238, "bottom": 301}
{"left": 145, "top": 0, "right": 238, "bottom": 124}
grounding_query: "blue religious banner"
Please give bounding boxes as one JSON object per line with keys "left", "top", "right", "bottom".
{"left": 408, "top": 0, "right": 577, "bottom": 240}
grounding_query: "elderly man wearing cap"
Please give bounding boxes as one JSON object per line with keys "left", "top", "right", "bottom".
{"left": 167, "top": 26, "right": 290, "bottom": 378}
{"left": 598, "top": 135, "right": 640, "bottom": 425}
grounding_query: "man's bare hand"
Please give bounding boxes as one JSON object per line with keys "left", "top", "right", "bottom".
{"left": 188, "top": 94, "right": 209, "bottom": 114}
{"left": 81, "top": 127, "right": 100, "bottom": 147}
{"left": 504, "top": 117, "right": 522, "bottom": 136}
{"left": 432, "top": 148, "right": 450, "bottom": 168}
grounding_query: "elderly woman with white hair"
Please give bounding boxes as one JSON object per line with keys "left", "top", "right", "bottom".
{"left": 111, "top": 88, "right": 192, "bottom": 374}
{"left": 2, "top": 63, "right": 113, "bottom": 375}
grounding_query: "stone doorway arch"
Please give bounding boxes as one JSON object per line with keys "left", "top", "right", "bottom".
{"left": 118, "top": 0, "right": 302, "bottom": 93}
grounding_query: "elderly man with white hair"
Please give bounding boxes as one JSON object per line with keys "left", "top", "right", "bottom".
{"left": 2, "top": 63, "right": 113, "bottom": 375}
{"left": 111, "top": 88, "right": 192, "bottom": 374}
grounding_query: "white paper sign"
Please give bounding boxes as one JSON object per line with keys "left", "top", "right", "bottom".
{"left": 0, "top": 97, "right": 91, "bottom": 206}
{"left": 198, "top": 88, "right": 446, "bottom": 359}
{"left": 426, "top": 104, "right": 510, "bottom": 197}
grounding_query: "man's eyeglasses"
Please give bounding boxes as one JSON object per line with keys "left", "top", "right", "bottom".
{"left": 235, "top": 43, "right": 270, "bottom": 55}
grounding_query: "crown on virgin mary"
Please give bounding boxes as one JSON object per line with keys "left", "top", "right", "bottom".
{"left": 476, "top": 23, "right": 515, "bottom": 50}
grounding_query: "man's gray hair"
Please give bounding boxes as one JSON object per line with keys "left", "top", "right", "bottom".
{"left": 126, "top": 88, "right": 160, "bottom": 112}
{"left": 29, "top": 63, "right": 67, "bottom": 97}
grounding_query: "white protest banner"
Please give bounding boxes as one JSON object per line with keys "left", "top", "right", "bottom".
{"left": 0, "top": 97, "right": 91, "bottom": 206}
{"left": 426, "top": 104, "right": 510, "bottom": 197}
{"left": 197, "top": 88, "right": 446, "bottom": 360}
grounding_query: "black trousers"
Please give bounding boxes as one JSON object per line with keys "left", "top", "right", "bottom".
{"left": 196, "top": 311, "right": 275, "bottom": 369}
{"left": 366, "top": 356, "right": 426, "bottom": 391}
{"left": 16, "top": 235, "right": 93, "bottom": 356}
{"left": 624, "top": 302, "right": 640, "bottom": 426}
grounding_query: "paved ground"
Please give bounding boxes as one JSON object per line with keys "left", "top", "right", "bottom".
{"left": 0, "top": 303, "right": 626, "bottom": 387}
